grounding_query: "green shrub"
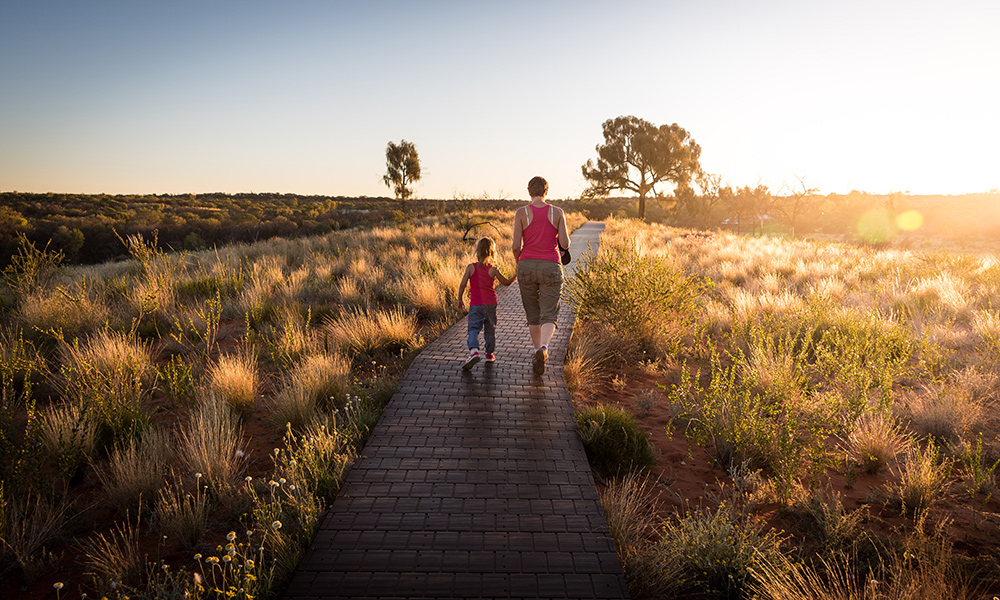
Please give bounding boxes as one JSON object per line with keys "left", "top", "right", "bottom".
{"left": 565, "top": 241, "right": 710, "bottom": 361}
{"left": 576, "top": 404, "right": 655, "bottom": 476}
{"left": 649, "top": 502, "right": 789, "bottom": 598}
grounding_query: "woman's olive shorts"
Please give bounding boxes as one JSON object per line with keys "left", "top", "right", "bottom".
{"left": 516, "top": 259, "right": 563, "bottom": 326}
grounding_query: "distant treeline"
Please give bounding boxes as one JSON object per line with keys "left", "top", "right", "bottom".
{"left": 0, "top": 192, "right": 633, "bottom": 267}
{"left": 2, "top": 189, "right": 998, "bottom": 267}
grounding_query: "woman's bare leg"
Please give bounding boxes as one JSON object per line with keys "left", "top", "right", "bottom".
{"left": 540, "top": 323, "right": 556, "bottom": 348}
{"left": 529, "top": 324, "right": 542, "bottom": 350}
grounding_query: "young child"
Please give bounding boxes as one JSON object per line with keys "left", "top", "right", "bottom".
{"left": 457, "top": 237, "right": 516, "bottom": 369}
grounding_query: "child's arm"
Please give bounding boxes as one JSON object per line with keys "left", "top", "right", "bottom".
{"left": 490, "top": 266, "right": 516, "bottom": 286}
{"left": 457, "top": 263, "right": 474, "bottom": 310}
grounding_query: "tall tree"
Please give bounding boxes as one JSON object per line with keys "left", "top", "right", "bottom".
{"left": 581, "top": 116, "right": 701, "bottom": 219}
{"left": 777, "top": 175, "right": 819, "bottom": 236}
{"left": 383, "top": 140, "right": 421, "bottom": 201}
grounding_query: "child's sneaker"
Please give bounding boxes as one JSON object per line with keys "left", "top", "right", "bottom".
{"left": 484, "top": 353, "right": 496, "bottom": 363}
{"left": 462, "top": 350, "right": 480, "bottom": 370}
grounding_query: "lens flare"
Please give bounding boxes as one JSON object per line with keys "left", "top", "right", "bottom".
{"left": 896, "top": 210, "right": 924, "bottom": 232}
{"left": 857, "top": 208, "right": 896, "bottom": 243}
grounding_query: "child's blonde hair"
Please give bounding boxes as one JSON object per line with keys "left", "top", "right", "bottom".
{"left": 475, "top": 237, "right": 497, "bottom": 263}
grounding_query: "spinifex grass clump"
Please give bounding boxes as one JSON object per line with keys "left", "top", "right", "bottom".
{"left": 576, "top": 404, "right": 656, "bottom": 476}
{"left": 56, "top": 330, "right": 155, "bottom": 448}
{"left": 179, "top": 396, "right": 246, "bottom": 493}
{"left": 846, "top": 411, "right": 908, "bottom": 475}
{"left": 208, "top": 351, "right": 260, "bottom": 417}
{"left": 892, "top": 439, "right": 953, "bottom": 517}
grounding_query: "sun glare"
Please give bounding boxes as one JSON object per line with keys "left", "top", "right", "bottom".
{"left": 896, "top": 210, "right": 924, "bottom": 232}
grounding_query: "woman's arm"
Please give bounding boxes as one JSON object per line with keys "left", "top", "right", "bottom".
{"left": 556, "top": 207, "right": 570, "bottom": 249}
{"left": 511, "top": 207, "right": 525, "bottom": 261}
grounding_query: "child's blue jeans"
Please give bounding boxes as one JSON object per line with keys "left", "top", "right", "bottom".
{"left": 467, "top": 304, "right": 497, "bottom": 353}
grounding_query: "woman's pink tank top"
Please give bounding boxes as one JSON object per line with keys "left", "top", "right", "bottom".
{"left": 519, "top": 204, "right": 559, "bottom": 262}
{"left": 469, "top": 263, "right": 497, "bottom": 306}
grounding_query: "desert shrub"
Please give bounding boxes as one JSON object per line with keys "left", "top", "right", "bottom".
{"left": 576, "top": 404, "right": 655, "bottom": 476}
{"left": 565, "top": 239, "right": 709, "bottom": 361}
{"left": 119, "top": 230, "right": 185, "bottom": 319}
{"left": 648, "top": 502, "right": 789, "bottom": 598}
{"left": 258, "top": 304, "right": 314, "bottom": 369}
{"left": 676, "top": 350, "right": 831, "bottom": 498}
{"left": 57, "top": 330, "right": 154, "bottom": 447}
{"left": 956, "top": 432, "right": 999, "bottom": 498}
{"left": 736, "top": 320, "right": 809, "bottom": 406}
{"left": 811, "top": 309, "right": 914, "bottom": 412}
{"left": 1, "top": 233, "right": 64, "bottom": 302}
{"left": 277, "top": 418, "right": 357, "bottom": 504}
{"left": 156, "top": 354, "right": 197, "bottom": 406}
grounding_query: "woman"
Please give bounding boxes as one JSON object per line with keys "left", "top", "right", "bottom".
{"left": 512, "top": 176, "right": 570, "bottom": 376}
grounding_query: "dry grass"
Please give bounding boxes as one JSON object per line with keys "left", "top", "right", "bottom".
{"left": 208, "top": 351, "right": 260, "bottom": 416}
{"left": 899, "top": 383, "right": 982, "bottom": 444}
{"left": 97, "top": 427, "right": 174, "bottom": 513}
{"left": 179, "top": 395, "right": 246, "bottom": 492}
{"left": 152, "top": 472, "right": 210, "bottom": 550}
{"left": 564, "top": 327, "right": 611, "bottom": 394}
{"left": 18, "top": 285, "right": 110, "bottom": 341}
{"left": 41, "top": 400, "right": 99, "bottom": 478}
{"left": 271, "top": 383, "right": 318, "bottom": 432}
{"left": 77, "top": 517, "right": 145, "bottom": 590}
{"left": 0, "top": 493, "right": 67, "bottom": 584}
{"left": 751, "top": 523, "right": 982, "bottom": 600}
{"left": 892, "top": 440, "right": 953, "bottom": 516}
{"left": 293, "top": 352, "right": 352, "bottom": 410}
{"left": 321, "top": 307, "right": 418, "bottom": 358}
{"left": 847, "top": 412, "right": 908, "bottom": 475}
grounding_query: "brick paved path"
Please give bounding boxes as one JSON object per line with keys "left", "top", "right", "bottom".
{"left": 283, "top": 222, "right": 629, "bottom": 599}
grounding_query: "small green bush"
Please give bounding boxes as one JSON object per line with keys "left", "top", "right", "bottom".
{"left": 576, "top": 404, "right": 655, "bottom": 476}
{"left": 565, "top": 241, "right": 710, "bottom": 361}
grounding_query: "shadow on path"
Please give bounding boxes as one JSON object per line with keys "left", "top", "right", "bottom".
{"left": 282, "top": 222, "right": 628, "bottom": 599}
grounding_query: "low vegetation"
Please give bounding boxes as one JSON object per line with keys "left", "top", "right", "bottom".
{"left": 569, "top": 217, "right": 1000, "bottom": 598}
{"left": 0, "top": 207, "right": 587, "bottom": 598}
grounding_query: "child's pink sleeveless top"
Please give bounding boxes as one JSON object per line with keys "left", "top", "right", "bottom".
{"left": 469, "top": 262, "right": 497, "bottom": 306}
{"left": 519, "top": 204, "right": 559, "bottom": 262}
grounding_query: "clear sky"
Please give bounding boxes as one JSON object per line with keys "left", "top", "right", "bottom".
{"left": 1, "top": 0, "right": 998, "bottom": 200}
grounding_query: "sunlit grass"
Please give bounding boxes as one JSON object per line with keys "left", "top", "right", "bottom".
{"left": 179, "top": 395, "right": 246, "bottom": 493}
{"left": 208, "top": 352, "right": 260, "bottom": 416}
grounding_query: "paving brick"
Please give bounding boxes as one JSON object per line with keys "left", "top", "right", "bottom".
{"left": 281, "top": 223, "right": 627, "bottom": 599}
